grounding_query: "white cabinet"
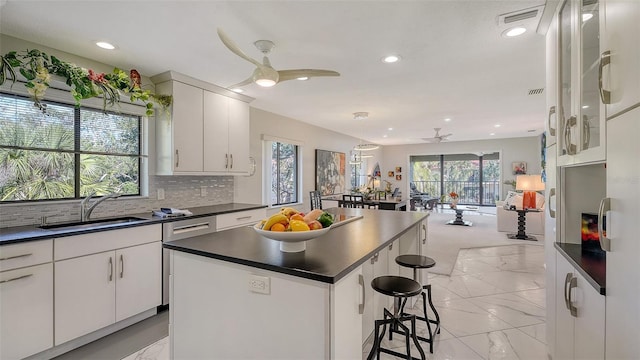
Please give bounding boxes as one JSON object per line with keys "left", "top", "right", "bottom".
{"left": 54, "top": 225, "right": 162, "bottom": 345}
{"left": 546, "top": 13, "right": 559, "bottom": 147}
{"left": 0, "top": 240, "right": 53, "bottom": 360}
{"left": 203, "top": 92, "right": 250, "bottom": 174}
{"left": 155, "top": 80, "right": 204, "bottom": 174}
{"left": 601, "top": 0, "right": 640, "bottom": 118}
{"left": 604, "top": 107, "right": 640, "bottom": 359}
{"left": 152, "top": 71, "right": 253, "bottom": 176}
{"left": 555, "top": 252, "right": 605, "bottom": 360}
{"left": 361, "top": 247, "right": 389, "bottom": 344}
{"left": 331, "top": 266, "right": 364, "bottom": 359}
{"left": 557, "top": 0, "right": 606, "bottom": 166}
{"left": 215, "top": 208, "right": 266, "bottom": 232}
{"left": 544, "top": 144, "right": 558, "bottom": 358}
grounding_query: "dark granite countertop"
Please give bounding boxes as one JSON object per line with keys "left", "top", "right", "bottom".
{"left": 0, "top": 203, "right": 266, "bottom": 245}
{"left": 555, "top": 242, "right": 606, "bottom": 295}
{"left": 164, "top": 207, "right": 429, "bottom": 284}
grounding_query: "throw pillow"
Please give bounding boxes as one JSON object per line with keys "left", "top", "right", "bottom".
{"left": 536, "top": 192, "right": 545, "bottom": 209}
{"left": 503, "top": 191, "right": 519, "bottom": 208}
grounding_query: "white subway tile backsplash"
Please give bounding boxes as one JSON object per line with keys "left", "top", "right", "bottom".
{"left": 0, "top": 176, "right": 234, "bottom": 228}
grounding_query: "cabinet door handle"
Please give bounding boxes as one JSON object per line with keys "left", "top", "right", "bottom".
{"left": 598, "top": 198, "right": 611, "bottom": 251}
{"left": 230, "top": 154, "right": 233, "bottom": 169}
{"left": 358, "top": 274, "right": 365, "bottom": 315}
{"left": 548, "top": 188, "right": 556, "bottom": 219}
{"left": 388, "top": 243, "right": 393, "bottom": 251}
{"left": 564, "top": 116, "right": 577, "bottom": 155}
{"left": 599, "top": 50, "right": 611, "bottom": 104}
{"left": 422, "top": 224, "right": 427, "bottom": 244}
{"left": 0, "top": 253, "right": 32, "bottom": 261}
{"left": 568, "top": 276, "right": 578, "bottom": 317}
{"left": 175, "top": 149, "right": 179, "bottom": 168}
{"left": 225, "top": 154, "right": 228, "bottom": 169}
{"left": 548, "top": 105, "right": 556, "bottom": 136}
{"left": 108, "top": 257, "right": 113, "bottom": 282}
{"left": 120, "top": 254, "right": 124, "bottom": 278}
{"left": 0, "top": 274, "right": 32, "bottom": 284}
{"left": 582, "top": 115, "right": 591, "bottom": 150}
{"left": 564, "top": 272, "right": 572, "bottom": 310}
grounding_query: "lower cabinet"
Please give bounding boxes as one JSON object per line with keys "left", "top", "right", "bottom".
{"left": 55, "top": 240, "right": 161, "bottom": 345}
{"left": 362, "top": 246, "right": 389, "bottom": 344}
{"left": 0, "top": 262, "right": 53, "bottom": 360}
{"left": 555, "top": 251, "right": 605, "bottom": 360}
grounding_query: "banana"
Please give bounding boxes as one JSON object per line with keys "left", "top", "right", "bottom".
{"left": 263, "top": 213, "right": 288, "bottom": 231}
{"left": 280, "top": 207, "right": 299, "bottom": 218}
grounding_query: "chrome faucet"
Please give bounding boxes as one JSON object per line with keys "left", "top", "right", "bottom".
{"left": 80, "top": 192, "right": 121, "bottom": 222}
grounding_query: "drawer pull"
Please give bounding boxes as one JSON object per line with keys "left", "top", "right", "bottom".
{"left": 120, "top": 254, "right": 124, "bottom": 279}
{"left": 236, "top": 216, "right": 252, "bottom": 221}
{"left": 173, "top": 223, "right": 210, "bottom": 234}
{"left": 0, "top": 253, "right": 32, "bottom": 261}
{"left": 0, "top": 274, "right": 33, "bottom": 284}
{"left": 108, "top": 257, "right": 113, "bottom": 282}
{"left": 358, "top": 274, "right": 365, "bottom": 315}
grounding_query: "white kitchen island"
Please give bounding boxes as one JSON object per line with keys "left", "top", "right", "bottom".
{"left": 165, "top": 207, "right": 429, "bottom": 359}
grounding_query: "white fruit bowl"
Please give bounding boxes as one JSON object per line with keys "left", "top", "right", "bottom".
{"left": 253, "top": 223, "right": 332, "bottom": 252}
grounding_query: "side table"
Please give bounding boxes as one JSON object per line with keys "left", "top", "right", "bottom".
{"left": 507, "top": 208, "right": 540, "bottom": 240}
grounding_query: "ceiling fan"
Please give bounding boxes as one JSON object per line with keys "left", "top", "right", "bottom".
{"left": 217, "top": 28, "right": 340, "bottom": 89}
{"left": 422, "top": 128, "right": 453, "bottom": 143}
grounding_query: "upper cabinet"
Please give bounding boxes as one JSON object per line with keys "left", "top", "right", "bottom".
{"left": 600, "top": 0, "right": 640, "bottom": 118}
{"left": 556, "top": 0, "right": 606, "bottom": 166}
{"left": 546, "top": 14, "right": 559, "bottom": 147}
{"left": 152, "top": 71, "right": 253, "bottom": 176}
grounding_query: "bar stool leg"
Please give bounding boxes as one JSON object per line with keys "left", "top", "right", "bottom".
{"left": 425, "top": 285, "right": 441, "bottom": 334}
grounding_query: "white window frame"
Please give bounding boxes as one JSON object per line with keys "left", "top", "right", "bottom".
{"left": 261, "top": 134, "right": 303, "bottom": 208}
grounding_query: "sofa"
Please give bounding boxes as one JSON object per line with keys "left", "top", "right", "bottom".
{"left": 496, "top": 191, "right": 545, "bottom": 235}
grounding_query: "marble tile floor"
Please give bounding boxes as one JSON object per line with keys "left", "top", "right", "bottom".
{"left": 119, "top": 244, "right": 545, "bottom": 360}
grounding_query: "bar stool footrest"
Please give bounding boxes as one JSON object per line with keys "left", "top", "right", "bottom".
{"left": 379, "top": 348, "right": 425, "bottom": 360}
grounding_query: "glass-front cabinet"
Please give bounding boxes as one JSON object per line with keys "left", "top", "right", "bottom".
{"left": 557, "top": 0, "right": 606, "bottom": 166}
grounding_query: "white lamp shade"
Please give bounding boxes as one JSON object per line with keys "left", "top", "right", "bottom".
{"left": 515, "top": 174, "right": 545, "bottom": 191}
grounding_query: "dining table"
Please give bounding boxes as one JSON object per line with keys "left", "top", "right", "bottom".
{"left": 323, "top": 195, "right": 408, "bottom": 211}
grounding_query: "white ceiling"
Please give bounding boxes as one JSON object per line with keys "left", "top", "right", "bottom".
{"left": 0, "top": 0, "right": 548, "bottom": 146}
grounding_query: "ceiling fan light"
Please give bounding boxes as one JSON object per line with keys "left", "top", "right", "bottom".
{"left": 253, "top": 67, "right": 279, "bottom": 87}
{"left": 255, "top": 78, "right": 276, "bottom": 87}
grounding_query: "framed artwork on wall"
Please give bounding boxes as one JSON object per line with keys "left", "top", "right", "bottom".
{"left": 315, "top": 149, "right": 346, "bottom": 196}
{"left": 396, "top": 174, "right": 402, "bottom": 180}
{"left": 512, "top": 161, "right": 527, "bottom": 175}
{"left": 395, "top": 166, "right": 402, "bottom": 173}
{"left": 388, "top": 171, "right": 394, "bottom": 177}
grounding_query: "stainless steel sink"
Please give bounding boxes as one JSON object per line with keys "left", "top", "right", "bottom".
{"left": 39, "top": 216, "right": 147, "bottom": 230}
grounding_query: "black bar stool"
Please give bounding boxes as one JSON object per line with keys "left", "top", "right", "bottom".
{"left": 367, "top": 276, "right": 426, "bottom": 360}
{"left": 394, "top": 255, "right": 441, "bottom": 353}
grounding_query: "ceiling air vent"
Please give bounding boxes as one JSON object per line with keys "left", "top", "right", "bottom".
{"left": 497, "top": 5, "right": 545, "bottom": 29}
{"left": 528, "top": 88, "right": 544, "bottom": 95}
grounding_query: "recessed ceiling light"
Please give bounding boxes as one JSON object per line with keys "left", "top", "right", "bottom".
{"left": 388, "top": 127, "right": 393, "bottom": 131}
{"left": 297, "top": 76, "right": 309, "bottom": 81}
{"left": 382, "top": 55, "right": 401, "bottom": 63}
{"left": 383, "top": 134, "right": 388, "bottom": 138}
{"left": 503, "top": 27, "right": 527, "bottom": 37}
{"left": 444, "top": 118, "right": 452, "bottom": 122}
{"left": 582, "top": 13, "right": 594, "bottom": 22}
{"left": 494, "top": 124, "right": 501, "bottom": 128}
{"left": 95, "top": 41, "right": 115, "bottom": 50}
{"left": 353, "top": 112, "right": 369, "bottom": 120}
{"left": 582, "top": 105, "right": 589, "bottom": 109}
{"left": 231, "top": 88, "right": 244, "bottom": 93}
{"left": 490, "top": 133, "right": 496, "bottom": 136}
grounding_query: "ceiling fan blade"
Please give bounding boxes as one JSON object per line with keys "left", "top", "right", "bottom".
{"left": 441, "top": 133, "right": 453, "bottom": 138}
{"left": 277, "top": 69, "right": 340, "bottom": 82}
{"left": 217, "top": 28, "right": 264, "bottom": 68}
{"left": 227, "top": 76, "right": 254, "bottom": 89}
{"left": 421, "top": 137, "right": 441, "bottom": 143}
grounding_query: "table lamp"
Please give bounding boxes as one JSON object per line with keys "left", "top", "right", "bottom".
{"left": 515, "top": 174, "right": 545, "bottom": 210}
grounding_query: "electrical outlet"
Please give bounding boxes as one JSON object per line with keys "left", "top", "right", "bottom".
{"left": 157, "top": 188, "right": 165, "bottom": 200}
{"left": 200, "top": 186, "right": 207, "bottom": 197}
{"left": 249, "top": 274, "right": 270, "bottom": 294}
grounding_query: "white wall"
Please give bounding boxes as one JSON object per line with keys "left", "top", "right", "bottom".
{"left": 381, "top": 137, "right": 542, "bottom": 201}
{"left": 234, "top": 107, "right": 365, "bottom": 212}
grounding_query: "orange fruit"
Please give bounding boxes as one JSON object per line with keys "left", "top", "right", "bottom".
{"left": 290, "top": 214, "right": 304, "bottom": 222}
{"left": 270, "top": 223, "right": 286, "bottom": 232}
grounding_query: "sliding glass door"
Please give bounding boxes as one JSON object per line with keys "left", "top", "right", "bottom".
{"left": 410, "top": 152, "right": 499, "bottom": 206}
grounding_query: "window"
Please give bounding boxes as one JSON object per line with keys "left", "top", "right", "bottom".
{"left": 268, "top": 140, "right": 299, "bottom": 206}
{"left": 0, "top": 93, "right": 142, "bottom": 202}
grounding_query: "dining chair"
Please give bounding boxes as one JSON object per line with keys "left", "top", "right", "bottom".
{"left": 310, "top": 191, "right": 322, "bottom": 210}
{"left": 342, "top": 194, "right": 365, "bottom": 208}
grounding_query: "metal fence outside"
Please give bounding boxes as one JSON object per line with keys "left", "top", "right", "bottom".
{"left": 412, "top": 180, "right": 499, "bottom": 205}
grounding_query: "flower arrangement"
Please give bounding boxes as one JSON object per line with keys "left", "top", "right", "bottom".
{"left": 449, "top": 191, "right": 459, "bottom": 199}
{"left": 0, "top": 49, "right": 171, "bottom": 116}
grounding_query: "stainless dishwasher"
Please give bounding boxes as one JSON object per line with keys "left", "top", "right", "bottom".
{"left": 162, "top": 215, "right": 217, "bottom": 305}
